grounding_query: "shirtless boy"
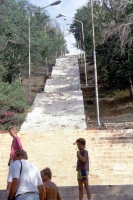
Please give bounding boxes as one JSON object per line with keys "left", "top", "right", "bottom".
{"left": 41, "top": 168, "right": 61, "bottom": 200}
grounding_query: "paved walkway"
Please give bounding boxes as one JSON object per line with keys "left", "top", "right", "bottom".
{"left": 19, "top": 55, "right": 86, "bottom": 133}
{"left": 1, "top": 56, "right": 133, "bottom": 200}
{"left": 1, "top": 130, "right": 133, "bottom": 200}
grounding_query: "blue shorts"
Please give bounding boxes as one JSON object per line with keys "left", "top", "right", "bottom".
{"left": 77, "top": 170, "right": 89, "bottom": 180}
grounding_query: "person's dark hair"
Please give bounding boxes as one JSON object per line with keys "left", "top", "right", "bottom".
{"left": 15, "top": 150, "right": 28, "bottom": 160}
{"left": 41, "top": 167, "right": 52, "bottom": 179}
{"left": 76, "top": 138, "right": 86, "bottom": 146}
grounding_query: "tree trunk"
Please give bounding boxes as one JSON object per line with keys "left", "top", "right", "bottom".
{"left": 129, "top": 77, "right": 133, "bottom": 97}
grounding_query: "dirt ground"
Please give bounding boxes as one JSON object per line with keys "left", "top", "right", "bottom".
{"left": 79, "top": 62, "right": 133, "bottom": 128}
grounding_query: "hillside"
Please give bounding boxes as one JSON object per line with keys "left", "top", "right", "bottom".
{"left": 78, "top": 59, "right": 133, "bottom": 128}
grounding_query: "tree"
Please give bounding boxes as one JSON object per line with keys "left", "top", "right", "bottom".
{"left": 70, "top": 0, "right": 133, "bottom": 95}
{"left": 99, "top": 0, "right": 133, "bottom": 94}
{"left": 0, "top": 0, "right": 67, "bottom": 83}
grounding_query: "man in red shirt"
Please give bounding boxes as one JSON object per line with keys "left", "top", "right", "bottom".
{"left": 7, "top": 126, "right": 23, "bottom": 189}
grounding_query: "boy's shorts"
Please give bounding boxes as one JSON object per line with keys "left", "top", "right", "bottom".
{"left": 77, "top": 170, "right": 89, "bottom": 180}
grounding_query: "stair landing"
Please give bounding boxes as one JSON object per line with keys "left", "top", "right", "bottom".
{"left": 0, "top": 129, "right": 133, "bottom": 199}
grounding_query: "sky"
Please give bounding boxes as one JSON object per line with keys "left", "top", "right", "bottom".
{"left": 29, "top": 0, "right": 88, "bottom": 54}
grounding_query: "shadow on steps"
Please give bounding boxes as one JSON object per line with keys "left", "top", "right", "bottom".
{"left": 58, "top": 185, "right": 133, "bottom": 200}
{"left": 0, "top": 190, "right": 8, "bottom": 200}
{"left": 1, "top": 185, "right": 133, "bottom": 200}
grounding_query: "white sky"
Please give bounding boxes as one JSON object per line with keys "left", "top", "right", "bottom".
{"left": 29, "top": 0, "right": 88, "bottom": 54}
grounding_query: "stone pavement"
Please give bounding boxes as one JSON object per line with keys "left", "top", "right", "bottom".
{"left": 1, "top": 130, "right": 133, "bottom": 200}
{"left": 1, "top": 56, "right": 133, "bottom": 199}
{"left": 19, "top": 55, "right": 86, "bottom": 133}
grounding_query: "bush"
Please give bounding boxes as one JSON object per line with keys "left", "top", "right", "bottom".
{"left": 0, "top": 81, "right": 30, "bottom": 112}
{"left": 0, "top": 81, "right": 30, "bottom": 129}
{"left": 0, "top": 111, "right": 15, "bottom": 124}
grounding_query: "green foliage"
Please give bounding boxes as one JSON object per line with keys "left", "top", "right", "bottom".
{"left": 70, "top": 1, "right": 104, "bottom": 54}
{"left": 70, "top": 0, "right": 133, "bottom": 93}
{"left": 0, "top": 0, "right": 67, "bottom": 83}
{"left": 0, "top": 81, "right": 30, "bottom": 112}
{"left": 0, "top": 0, "right": 68, "bottom": 130}
{"left": 0, "top": 81, "right": 30, "bottom": 128}
{"left": 0, "top": 113, "right": 26, "bottom": 130}
{"left": 97, "top": 37, "right": 133, "bottom": 89}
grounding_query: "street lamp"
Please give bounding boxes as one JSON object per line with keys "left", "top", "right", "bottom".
{"left": 28, "top": 1, "right": 61, "bottom": 101}
{"left": 56, "top": 14, "right": 88, "bottom": 86}
{"left": 90, "top": 0, "right": 100, "bottom": 125}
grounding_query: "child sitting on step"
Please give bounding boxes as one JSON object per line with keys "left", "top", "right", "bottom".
{"left": 41, "top": 167, "right": 61, "bottom": 200}
{"left": 75, "top": 138, "right": 91, "bottom": 200}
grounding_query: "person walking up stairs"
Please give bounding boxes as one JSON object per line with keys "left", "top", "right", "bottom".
{"left": 7, "top": 126, "right": 23, "bottom": 190}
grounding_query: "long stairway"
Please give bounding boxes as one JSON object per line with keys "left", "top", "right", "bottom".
{"left": 19, "top": 55, "right": 86, "bottom": 133}
{"left": 0, "top": 55, "right": 133, "bottom": 199}
{"left": 0, "top": 130, "right": 133, "bottom": 199}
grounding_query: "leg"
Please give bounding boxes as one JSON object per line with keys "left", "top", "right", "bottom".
{"left": 78, "top": 180, "right": 84, "bottom": 200}
{"left": 83, "top": 180, "right": 91, "bottom": 199}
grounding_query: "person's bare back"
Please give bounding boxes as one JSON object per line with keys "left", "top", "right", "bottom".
{"left": 41, "top": 168, "right": 61, "bottom": 200}
{"left": 44, "top": 180, "right": 61, "bottom": 200}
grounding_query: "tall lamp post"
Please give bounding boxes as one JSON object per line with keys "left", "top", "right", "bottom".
{"left": 28, "top": 1, "right": 61, "bottom": 101}
{"left": 90, "top": 0, "right": 100, "bottom": 125}
{"left": 56, "top": 14, "right": 88, "bottom": 86}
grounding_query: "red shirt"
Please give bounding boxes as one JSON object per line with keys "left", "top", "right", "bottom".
{"left": 10, "top": 136, "right": 23, "bottom": 160}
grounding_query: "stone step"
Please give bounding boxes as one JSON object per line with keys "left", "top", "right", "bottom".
{"left": 0, "top": 190, "right": 8, "bottom": 200}
{"left": 59, "top": 194, "right": 133, "bottom": 200}
{"left": 1, "top": 56, "right": 133, "bottom": 198}
{"left": 57, "top": 185, "right": 133, "bottom": 199}
{"left": 58, "top": 185, "right": 133, "bottom": 195}
{"left": 103, "top": 122, "right": 128, "bottom": 129}
{"left": 1, "top": 158, "right": 126, "bottom": 164}
{"left": 0, "top": 194, "right": 132, "bottom": 200}
{"left": 0, "top": 175, "right": 131, "bottom": 187}
{"left": 0, "top": 130, "right": 133, "bottom": 189}
{"left": 1, "top": 131, "right": 133, "bottom": 140}
{"left": 1, "top": 185, "right": 133, "bottom": 200}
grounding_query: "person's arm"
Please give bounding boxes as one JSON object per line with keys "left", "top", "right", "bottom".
{"left": 8, "top": 178, "right": 19, "bottom": 199}
{"left": 8, "top": 160, "right": 21, "bottom": 198}
{"left": 77, "top": 151, "right": 87, "bottom": 163}
{"left": 57, "top": 189, "right": 62, "bottom": 200}
{"left": 8, "top": 159, "right": 10, "bottom": 166}
{"left": 38, "top": 185, "right": 45, "bottom": 200}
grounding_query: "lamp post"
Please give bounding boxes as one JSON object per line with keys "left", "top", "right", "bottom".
{"left": 28, "top": 1, "right": 61, "bottom": 101}
{"left": 56, "top": 14, "right": 88, "bottom": 86}
{"left": 90, "top": 0, "right": 101, "bottom": 125}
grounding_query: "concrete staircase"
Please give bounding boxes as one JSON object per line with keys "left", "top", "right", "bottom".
{"left": 19, "top": 55, "right": 86, "bottom": 133}
{"left": 58, "top": 185, "right": 133, "bottom": 200}
{"left": 1, "top": 129, "right": 133, "bottom": 199}
{"left": 1, "top": 55, "right": 133, "bottom": 199}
